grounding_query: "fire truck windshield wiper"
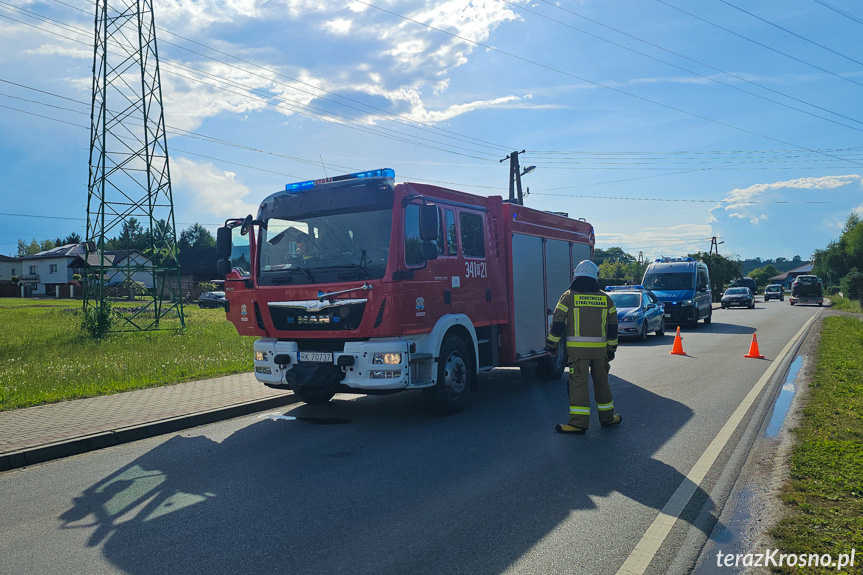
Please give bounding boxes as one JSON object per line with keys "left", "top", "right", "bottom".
{"left": 317, "top": 282, "right": 373, "bottom": 302}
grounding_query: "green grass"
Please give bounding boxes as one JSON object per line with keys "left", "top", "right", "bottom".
{"left": 771, "top": 315, "right": 863, "bottom": 574}
{"left": 0, "top": 298, "right": 253, "bottom": 411}
{"left": 829, "top": 294, "right": 862, "bottom": 313}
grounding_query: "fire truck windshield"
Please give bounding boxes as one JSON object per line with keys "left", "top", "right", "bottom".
{"left": 258, "top": 208, "right": 392, "bottom": 285}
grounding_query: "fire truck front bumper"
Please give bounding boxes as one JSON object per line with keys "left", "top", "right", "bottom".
{"left": 253, "top": 338, "right": 431, "bottom": 391}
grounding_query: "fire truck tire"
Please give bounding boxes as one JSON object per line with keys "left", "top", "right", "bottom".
{"left": 424, "top": 336, "right": 472, "bottom": 415}
{"left": 536, "top": 343, "right": 567, "bottom": 381}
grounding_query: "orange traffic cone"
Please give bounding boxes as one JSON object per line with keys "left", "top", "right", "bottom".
{"left": 670, "top": 326, "right": 686, "bottom": 355}
{"left": 744, "top": 333, "right": 765, "bottom": 359}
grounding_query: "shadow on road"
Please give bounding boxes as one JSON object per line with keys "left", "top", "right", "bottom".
{"left": 59, "top": 371, "right": 720, "bottom": 575}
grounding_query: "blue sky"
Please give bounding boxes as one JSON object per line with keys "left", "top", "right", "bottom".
{"left": 1, "top": 0, "right": 861, "bottom": 261}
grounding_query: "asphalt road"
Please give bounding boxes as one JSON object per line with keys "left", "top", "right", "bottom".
{"left": 0, "top": 299, "right": 822, "bottom": 575}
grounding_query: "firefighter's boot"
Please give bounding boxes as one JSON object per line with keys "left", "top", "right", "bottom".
{"left": 600, "top": 414, "right": 623, "bottom": 428}
{"left": 555, "top": 423, "right": 587, "bottom": 435}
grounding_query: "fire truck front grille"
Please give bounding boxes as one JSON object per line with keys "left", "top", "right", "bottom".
{"left": 269, "top": 302, "right": 367, "bottom": 331}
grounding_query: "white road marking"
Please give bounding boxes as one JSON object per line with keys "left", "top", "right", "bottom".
{"left": 615, "top": 312, "right": 821, "bottom": 575}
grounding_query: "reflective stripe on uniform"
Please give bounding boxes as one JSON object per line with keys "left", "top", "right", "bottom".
{"left": 567, "top": 336, "right": 606, "bottom": 343}
{"left": 570, "top": 406, "right": 591, "bottom": 415}
{"left": 607, "top": 338, "right": 618, "bottom": 346}
{"left": 547, "top": 334, "right": 561, "bottom": 343}
{"left": 601, "top": 308, "right": 607, "bottom": 338}
{"left": 597, "top": 401, "right": 614, "bottom": 411}
{"left": 556, "top": 302, "right": 569, "bottom": 313}
{"left": 573, "top": 308, "right": 580, "bottom": 337}
{"left": 566, "top": 341, "right": 607, "bottom": 348}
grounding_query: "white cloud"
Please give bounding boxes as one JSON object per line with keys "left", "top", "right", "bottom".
{"left": 171, "top": 157, "right": 258, "bottom": 218}
{"left": 709, "top": 175, "right": 863, "bottom": 225}
{"left": 25, "top": 44, "right": 90, "bottom": 59}
{"left": 323, "top": 17, "right": 353, "bottom": 35}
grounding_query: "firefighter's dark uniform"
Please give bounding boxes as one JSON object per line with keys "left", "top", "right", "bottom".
{"left": 547, "top": 288, "right": 619, "bottom": 430}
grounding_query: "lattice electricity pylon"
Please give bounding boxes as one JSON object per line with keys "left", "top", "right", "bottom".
{"left": 84, "top": 0, "right": 184, "bottom": 331}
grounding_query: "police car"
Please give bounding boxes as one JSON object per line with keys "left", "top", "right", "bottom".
{"left": 605, "top": 285, "right": 666, "bottom": 341}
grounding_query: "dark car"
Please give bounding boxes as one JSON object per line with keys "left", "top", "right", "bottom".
{"left": 197, "top": 291, "right": 226, "bottom": 308}
{"left": 721, "top": 287, "right": 755, "bottom": 309}
{"left": 764, "top": 284, "right": 784, "bottom": 301}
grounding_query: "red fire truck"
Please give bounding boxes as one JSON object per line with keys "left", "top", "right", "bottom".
{"left": 216, "top": 168, "right": 595, "bottom": 414}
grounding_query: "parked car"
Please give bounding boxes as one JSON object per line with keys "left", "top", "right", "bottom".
{"left": 197, "top": 291, "right": 226, "bottom": 308}
{"left": 764, "top": 284, "right": 784, "bottom": 301}
{"left": 606, "top": 286, "right": 665, "bottom": 341}
{"left": 721, "top": 287, "right": 755, "bottom": 309}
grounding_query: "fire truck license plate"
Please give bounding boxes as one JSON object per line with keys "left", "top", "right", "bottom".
{"left": 299, "top": 352, "right": 333, "bottom": 363}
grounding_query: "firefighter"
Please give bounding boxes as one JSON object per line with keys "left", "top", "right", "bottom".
{"left": 546, "top": 260, "right": 622, "bottom": 434}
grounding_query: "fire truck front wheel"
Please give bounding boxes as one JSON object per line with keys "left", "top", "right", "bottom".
{"left": 424, "top": 336, "right": 472, "bottom": 415}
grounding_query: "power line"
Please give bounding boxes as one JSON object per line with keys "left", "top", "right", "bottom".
{"left": 718, "top": 0, "right": 863, "bottom": 68}
{"left": 352, "top": 0, "right": 863, "bottom": 168}
{"left": 655, "top": 0, "right": 863, "bottom": 89}
{"left": 43, "top": 0, "right": 514, "bottom": 154}
{"left": 811, "top": 0, "right": 863, "bottom": 26}
{"left": 0, "top": 3, "right": 506, "bottom": 162}
{"left": 503, "top": 0, "right": 863, "bottom": 132}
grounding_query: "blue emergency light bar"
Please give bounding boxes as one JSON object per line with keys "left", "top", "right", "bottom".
{"left": 654, "top": 257, "right": 695, "bottom": 262}
{"left": 606, "top": 285, "right": 648, "bottom": 291}
{"left": 285, "top": 168, "right": 395, "bottom": 192}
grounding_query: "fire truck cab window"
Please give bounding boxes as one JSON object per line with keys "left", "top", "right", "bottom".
{"left": 460, "top": 212, "right": 485, "bottom": 258}
{"left": 404, "top": 204, "right": 424, "bottom": 266}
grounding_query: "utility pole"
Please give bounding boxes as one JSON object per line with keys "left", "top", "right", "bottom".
{"left": 85, "top": 0, "right": 184, "bottom": 332}
{"left": 500, "top": 151, "right": 536, "bottom": 205}
{"left": 709, "top": 236, "right": 723, "bottom": 255}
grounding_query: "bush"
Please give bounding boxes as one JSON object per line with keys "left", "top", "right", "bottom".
{"left": 840, "top": 268, "right": 863, "bottom": 304}
{"left": 197, "top": 281, "right": 217, "bottom": 293}
{"left": 81, "top": 301, "right": 113, "bottom": 339}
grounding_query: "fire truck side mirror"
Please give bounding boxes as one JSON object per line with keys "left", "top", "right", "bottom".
{"left": 216, "top": 227, "right": 232, "bottom": 259}
{"left": 419, "top": 204, "right": 439, "bottom": 242}
{"left": 420, "top": 241, "right": 438, "bottom": 261}
{"left": 216, "top": 258, "right": 231, "bottom": 276}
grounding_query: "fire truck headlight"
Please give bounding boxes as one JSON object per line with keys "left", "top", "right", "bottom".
{"left": 372, "top": 353, "right": 402, "bottom": 365}
{"left": 255, "top": 350, "right": 266, "bottom": 362}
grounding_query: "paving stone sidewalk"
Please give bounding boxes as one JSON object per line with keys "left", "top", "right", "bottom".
{"left": 0, "top": 373, "right": 296, "bottom": 472}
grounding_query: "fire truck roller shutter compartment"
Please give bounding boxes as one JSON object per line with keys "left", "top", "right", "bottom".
{"left": 512, "top": 234, "right": 546, "bottom": 358}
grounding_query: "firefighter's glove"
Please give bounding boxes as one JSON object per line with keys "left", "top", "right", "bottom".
{"left": 545, "top": 339, "right": 559, "bottom": 353}
{"left": 607, "top": 349, "right": 616, "bottom": 361}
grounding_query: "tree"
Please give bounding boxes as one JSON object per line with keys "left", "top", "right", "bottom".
{"left": 63, "top": 232, "right": 83, "bottom": 245}
{"left": 17, "top": 239, "right": 42, "bottom": 256}
{"left": 178, "top": 223, "right": 216, "bottom": 250}
{"left": 594, "top": 247, "right": 634, "bottom": 265}
{"left": 840, "top": 268, "right": 863, "bottom": 304}
{"left": 813, "top": 212, "right": 863, "bottom": 286}
{"left": 39, "top": 239, "right": 55, "bottom": 252}
{"left": 749, "top": 265, "right": 779, "bottom": 288}
{"left": 110, "top": 217, "right": 147, "bottom": 251}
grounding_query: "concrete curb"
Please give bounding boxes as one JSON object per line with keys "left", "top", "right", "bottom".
{"left": 0, "top": 393, "right": 300, "bottom": 473}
